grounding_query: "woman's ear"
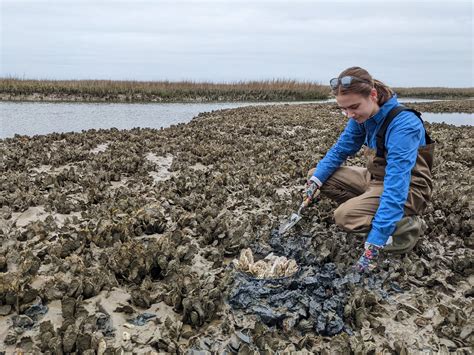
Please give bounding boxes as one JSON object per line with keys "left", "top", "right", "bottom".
{"left": 370, "top": 88, "right": 378, "bottom": 102}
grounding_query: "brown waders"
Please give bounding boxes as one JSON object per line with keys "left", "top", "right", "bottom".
{"left": 308, "top": 106, "right": 435, "bottom": 253}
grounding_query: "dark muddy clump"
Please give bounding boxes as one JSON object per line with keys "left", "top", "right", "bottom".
{"left": 229, "top": 262, "right": 349, "bottom": 336}
{"left": 229, "top": 230, "right": 356, "bottom": 336}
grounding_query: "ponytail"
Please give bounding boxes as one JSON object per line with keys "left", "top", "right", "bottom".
{"left": 373, "top": 79, "right": 394, "bottom": 106}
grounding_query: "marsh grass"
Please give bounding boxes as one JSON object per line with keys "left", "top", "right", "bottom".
{"left": 0, "top": 77, "right": 472, "bottom": 102}
{"left": 394, "top": 87, "right": 474, "bottom": 99}
{"left": 0, "top": 78, "right": 329, "bottom": 102}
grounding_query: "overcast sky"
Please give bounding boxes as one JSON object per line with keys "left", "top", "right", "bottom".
{"left": 1, "top": 0, "right": 472, "bottom": 87}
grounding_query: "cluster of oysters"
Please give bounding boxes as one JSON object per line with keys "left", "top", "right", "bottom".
{"left": 233, "top": 248, "right": 298, "bottom": 279}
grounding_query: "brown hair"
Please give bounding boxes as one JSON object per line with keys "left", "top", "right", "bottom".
{"left": 331, "top": 66, "right": 394, "bottom": 106}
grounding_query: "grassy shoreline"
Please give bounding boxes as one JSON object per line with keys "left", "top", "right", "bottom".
{"left": 0, "top": 78, "right": 328, "bottom": 103}
{"left": 1, "top": 78, "right": 473, "bottom": 103}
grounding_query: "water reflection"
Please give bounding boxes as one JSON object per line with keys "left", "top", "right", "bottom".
{"left": 1, "top": 99, "right": 471, "bottom": 138}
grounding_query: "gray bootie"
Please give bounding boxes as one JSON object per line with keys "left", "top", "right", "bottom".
{"left": 383, "top": 216, "right": 426, "bottom": 254}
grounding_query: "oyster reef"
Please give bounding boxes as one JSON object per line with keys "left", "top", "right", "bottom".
{"left": 0, "top": 102, "right": 472, "bottom": 353}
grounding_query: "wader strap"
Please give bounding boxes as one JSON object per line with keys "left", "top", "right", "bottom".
{"left": 376, "top": 105, "right": 433, "bottom": 158}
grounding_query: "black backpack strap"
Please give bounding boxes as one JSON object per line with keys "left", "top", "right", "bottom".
{"left": 376, "top": 105, "right": 433, "bottom": 158}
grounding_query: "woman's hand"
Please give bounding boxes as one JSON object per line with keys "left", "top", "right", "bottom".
{"left": 302, "top": 180, "right": 320, "bottom": 207}
{"left": 355, "top": 242, "right": 382, "bottom": 272}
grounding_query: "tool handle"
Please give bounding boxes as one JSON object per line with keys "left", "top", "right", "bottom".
{"left": 297, "top": 184, "right": 321, "bottom": 215}
{"left": 302, "top": 189, "right": 320, "bottom": 208}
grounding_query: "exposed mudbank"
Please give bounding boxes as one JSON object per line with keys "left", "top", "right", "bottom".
{"left": 0, "top": 103, "right": 472, "bottom": 353}
{"left": 407, "top": 99, "right": 474, "bottom": 114}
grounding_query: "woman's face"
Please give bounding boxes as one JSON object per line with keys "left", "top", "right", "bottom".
{"left": 336, "top": 89, "right": 379, "bottom": 124}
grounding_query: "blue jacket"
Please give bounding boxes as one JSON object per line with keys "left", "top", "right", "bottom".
{"left": 312, "top": 95, "right": 426, "bottom": 246}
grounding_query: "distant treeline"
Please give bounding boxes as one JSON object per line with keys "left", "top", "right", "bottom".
{"left": 0, "top": 78, "right": 472, "bottom": 102}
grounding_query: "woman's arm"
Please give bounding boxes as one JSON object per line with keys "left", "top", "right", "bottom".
{"left": 366, "top": 112, "right": 424, "bottom": 246}
{"left": 311, "top": 118, "right": 366, "bottom": 185}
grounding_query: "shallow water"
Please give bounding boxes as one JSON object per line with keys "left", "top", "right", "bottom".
{"left": 0, "top": 99, "right": 470, "bottom": 138}
{"left": 419, "top": 112, "right": 473, "bottom": 126}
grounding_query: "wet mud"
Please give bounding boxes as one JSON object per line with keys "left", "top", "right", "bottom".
{"left": 0, "top": 102, "right": 472, "bottom": 353}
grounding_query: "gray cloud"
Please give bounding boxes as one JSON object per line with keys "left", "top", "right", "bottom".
{"left": 1, "top": 0, "right": 472, "bottom": 86}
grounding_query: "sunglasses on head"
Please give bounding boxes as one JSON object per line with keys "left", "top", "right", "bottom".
{"left": 330, "top": 76, "right": 372, "bottom": 90}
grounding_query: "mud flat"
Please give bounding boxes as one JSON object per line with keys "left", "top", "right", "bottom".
{"left": 0, "top": 102, "right": 472, "bottom": 353}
